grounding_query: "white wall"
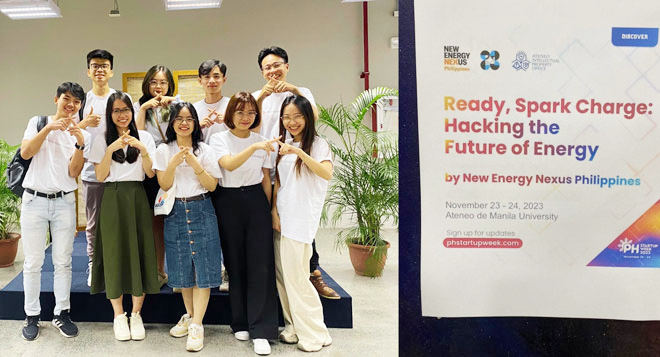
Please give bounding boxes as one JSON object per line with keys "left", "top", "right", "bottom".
{"left": 0, "top": 0, "right": 398, "bottom": 144}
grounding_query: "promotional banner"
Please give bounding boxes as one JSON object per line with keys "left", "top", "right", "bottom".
{"left": 416, "top": 1, "right": 660, "bottom": 320}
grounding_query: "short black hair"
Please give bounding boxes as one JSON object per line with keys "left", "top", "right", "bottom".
{"left": 86, "top": 49, "right": 114, "bottom": 69}
{"left": 257, "top": 46, "right": 288, "bottom": 70}
{"left": 198, "top": 59, "right": 227, "bottom": 77}
{"left": 56, "top": 82, "right": 85, "bottom": 101}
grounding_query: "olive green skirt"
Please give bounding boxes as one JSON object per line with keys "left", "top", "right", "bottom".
{"left": 90, "top": 181, "right": 160, "bottom": 299}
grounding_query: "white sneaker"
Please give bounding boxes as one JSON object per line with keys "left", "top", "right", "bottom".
{"left": 219, "top": 269, "right": 229, "bottom": 292}
{"left": 186, "top": 323, "right": 204, "bottom": 352}
{"left": 279, "top": 330, "right": 298, "bottom": 344}
{"left": 113, "top": 313, "right": 130, "bottom": 341}
{"left": 234, "top": 330, "right": 249, "bottom": 341}
{"left": 169, "top": 313, "right": 192, "bottom": 337}
{"left": 130, "top": 312, "right": 145, "bottom": 340}
{"left": 253, "top": 338, "right": 271, "bottom": 355}
{"left": 219, "top": 271, "right": 229, "bottom": 293}
{"left": 87, "top": 261, "right": 93, "bottom": 287}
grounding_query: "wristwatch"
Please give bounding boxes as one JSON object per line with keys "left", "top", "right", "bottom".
{"left": 75, "top": 143, "right": 85, "bottom": 150}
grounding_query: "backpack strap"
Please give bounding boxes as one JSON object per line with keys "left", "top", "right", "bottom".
{"left": 36, "top": 116, "right": 48, "bottom": 132}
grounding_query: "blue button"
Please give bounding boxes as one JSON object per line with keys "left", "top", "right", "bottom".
{"left": 612, "top": 27, "right": 658, "bottom": 47}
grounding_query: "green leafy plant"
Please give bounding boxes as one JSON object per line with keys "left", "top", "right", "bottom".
{"left": 318, "top": 87, "right": 399, "bottom": 254}
{"left": 0, "top": 140, "right": 21, "bottom": 240}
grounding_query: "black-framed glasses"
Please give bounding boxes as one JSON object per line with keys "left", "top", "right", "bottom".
{"left": 112, "top": 108, "right": 131, "bottom": 115}
{"left": 90, "top": 63, "right": 110, "bottom": 71}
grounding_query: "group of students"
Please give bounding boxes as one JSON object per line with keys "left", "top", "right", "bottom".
{"left": 18, "top": 47, "right": 337, "bottom": 354}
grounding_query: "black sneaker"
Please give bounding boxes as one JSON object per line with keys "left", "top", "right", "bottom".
{"left": 52, "top": 310, "right": 78, "bottom": 337}
{"left": 21, "top": 315, "right": 40, "bottom": 341}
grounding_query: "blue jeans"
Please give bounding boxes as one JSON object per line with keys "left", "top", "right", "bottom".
{"left": 20, "top": 191, "right": 76, "bottom": 316}
{"left": 164, "top": 197, "right": 222, "bottom": 288}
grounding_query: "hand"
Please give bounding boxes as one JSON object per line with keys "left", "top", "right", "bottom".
{"left": 160, "top": 96, "right": 175, "bottom": 106}
{"left": 200, "top": 108, "right": 220, "bottom": 128}
{"left": 278, "top": 140, "right": 301, "bottom": 156}
{"left": 260, "top": 79, "right": 277, "bottom": 99}
{"left": 122, "top": 131, "right": 147, "bottom": 153}
{"left": 68, "top": 122, "right": 85, "bottom": 144}
{"left": 181, "top": 146, "right": 201, "bottom": 168}
{"left": 251, "top": 136, "right": 281, "bottom": 156}
{"left": 168, "top": 146, "right": 188, "bottom": 167}
{"left": 142, "top": 94, "right": 163, "bottom": 110}
{"left": 271, "top": 210, "right": 281, "bottom": 232}
{"left": 80, "top": 107, "right": 101, "bottom": 128}
{"left": 271, "top": 79, "right": 296, "bottom": 94}
{"left": 108, "top": 134, "right": 128, "bottom": 152}
{"left": 47, "top": 116, "right": 72, "bottom": 132}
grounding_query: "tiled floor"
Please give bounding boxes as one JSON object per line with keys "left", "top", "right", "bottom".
{"left": 0, "top": 228, "right": 398, "bottom": 356}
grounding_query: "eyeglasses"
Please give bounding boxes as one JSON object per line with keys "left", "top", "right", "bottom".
{"left": 234, "top": 111, "right": 257, "bottom": 118}
{"left": 149, "top": 80, "right": 168, "bottom": 87}
{"left": 174, "top": 117, "right": 194, "bottom": 123}
{"left": 90, "top": 63, "right": 110, "bottom": 71}
{"left": 262, "top": 62, "right": 285, "bottom": 72}
{"left": 112, "top": 108, "right": 131, "bottom": 115}
{"left": 282, "top": 114, "right": 305, "bottom": 122}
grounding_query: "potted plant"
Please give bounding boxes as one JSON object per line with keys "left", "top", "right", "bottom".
{"left": 0, "top": 139, "right": 22, "bottom": 267}
{"left": 318, "top": 87, "right": 399, "bottom": 277}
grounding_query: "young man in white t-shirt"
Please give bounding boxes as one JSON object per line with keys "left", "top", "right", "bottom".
{"left": 20, "top": 82, "right": 91, "bottom": 341}
{"left": 252, "top": 46, "right": 339, "bottom": 300}
{"left": 193, "top": 59, "right": 230, "bottom": 291}
{"left": 193, "top": 59, "right": 230, "bottom": 145}
{"left": 76, "top": 49, "right": 121, "bottom": 286}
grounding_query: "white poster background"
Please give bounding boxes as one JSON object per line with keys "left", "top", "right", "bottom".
{"left": 417, "top": 0, "right": 660, "bottom": 320}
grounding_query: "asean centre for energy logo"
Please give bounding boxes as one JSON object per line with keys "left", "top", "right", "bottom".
{"left": 512, "top": 51, "right": 559, "bottom": 71}
{"left": 480, "top": 50, "right": 500, "bottom": 70}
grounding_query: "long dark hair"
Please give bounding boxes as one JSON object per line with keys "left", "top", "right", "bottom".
{"left": 139, "top": 65, "right": 175, "bottom": 124}
{"left": 276, "top": 95, "right": 317, "bottom": 178}
{"left": 164, "top": 102, "right": 203, "bottom": 155}
{"left": 105, "top": 91, "right": 140, "bottom": 163}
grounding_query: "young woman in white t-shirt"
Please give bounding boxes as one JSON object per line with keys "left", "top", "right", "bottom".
{"left": 88, "top": 91, "right": 160, "bottom": 342}
{"left": 134, "top": 65, "right": 180, "bottom": 286}
{"left": 209, "top": 92, "right": 280, "bottom": 356}
{"left": 153, "top": 102, "right": 223, "bottom": 352}
{"left": 271, "top": 95, "right": 333, "bottom": 352}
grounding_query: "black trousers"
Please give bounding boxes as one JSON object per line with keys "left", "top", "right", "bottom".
{"left": 213, "top": 184, "right": 278, "bottom": 339}
{"left": 310, "top": 240, "right": 319, "bottom": 273}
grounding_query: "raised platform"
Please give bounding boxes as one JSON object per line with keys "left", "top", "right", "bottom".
{"left": 0, "top": 233, "right": 352, "bottom": 328}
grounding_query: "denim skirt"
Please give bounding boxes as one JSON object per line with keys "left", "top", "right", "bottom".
{"left": 164, "top": 196, "right": 222, "bottom": 288}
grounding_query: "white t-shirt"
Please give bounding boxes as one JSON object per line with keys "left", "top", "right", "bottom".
{"left": 88, "top": 130, "right": 155, "bottom": 182}
{"left": 152, "top": 141, "right": 222, "bottom": 198}
{"left": 194, "top": 97, "right": 230, "bottom": 144}
{"left": 22, "top": 116, "right": 91, "bottom": 193}
{"left": 79, "top": 89, "right": 133, "bottom": 182}
{"left": 276, "top": 137, "right": 332, "bottom": 244}
{"left": 209, "top": 131, "right": 274, "bottom": 188}
{"left": 133, "top": 94, "right": 182, "bottom": 146}
{"left": 251, "top": 87, "right": 315, "bottom": 142}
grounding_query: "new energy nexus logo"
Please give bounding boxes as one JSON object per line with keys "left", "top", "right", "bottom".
{"left": 512, "top": 51, "right": 559, "bottom": 71}
{"left": 444, "top": 45, "right": 470, "bottom": 72}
